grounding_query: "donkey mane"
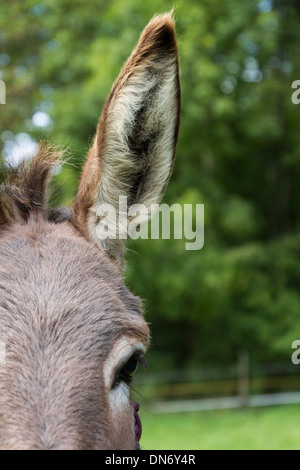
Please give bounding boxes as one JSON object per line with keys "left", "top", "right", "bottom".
{"left": 0, "top": 146, "right": 69, "bottom": 228}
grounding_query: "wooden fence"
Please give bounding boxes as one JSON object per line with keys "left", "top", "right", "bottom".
{"left": 134, "top": 353, "right": 300, "bottom": 411}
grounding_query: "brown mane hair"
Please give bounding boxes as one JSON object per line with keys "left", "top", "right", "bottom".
{"left": 0, "top": 146, "right": 65, "bottom": 227}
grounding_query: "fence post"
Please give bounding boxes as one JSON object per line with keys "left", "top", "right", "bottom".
{"left": 237, "top": 349, "right": 249, "bottom": 407}
{"left": 0, "top": 80, "right": 6, "bottom": 105}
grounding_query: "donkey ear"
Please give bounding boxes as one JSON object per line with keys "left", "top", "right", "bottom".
{"left": 72, "top": 12, "right": 181, "bottom": 265}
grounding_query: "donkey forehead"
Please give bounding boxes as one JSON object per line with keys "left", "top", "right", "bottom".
{"left": 0, "top": 218, "right": 149, "bottom": 352}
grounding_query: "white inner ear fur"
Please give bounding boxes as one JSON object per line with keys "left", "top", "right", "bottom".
{"left": 100, "top": 63, "right": 178, "bottom": 207}
{"left": 103, "top": 337, "right": 146, "bottom": 410}
{"left": 88, "top": 59, "right": 179, "bottom": 251}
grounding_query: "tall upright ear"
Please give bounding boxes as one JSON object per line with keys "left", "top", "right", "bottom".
{"left": 72, "top": 12, "right": 181, "bottom": 266}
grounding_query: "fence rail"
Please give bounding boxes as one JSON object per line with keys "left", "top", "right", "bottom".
{"left": 135, "top": 355, "right": 300, "bottom": 412}
{"left": 154, "top": 392, "right": 300, "bottom": 413}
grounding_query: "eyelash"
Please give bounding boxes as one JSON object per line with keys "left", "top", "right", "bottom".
{"left": 112, "top": 352, "right": 147, "bottom": 388}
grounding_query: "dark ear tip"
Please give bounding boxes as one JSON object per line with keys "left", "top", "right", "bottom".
{"left": 138, "top": 12, "right": 178, "bottom": 57}
{"left": 149, "top": 11, "right": 176, "bottom": 32}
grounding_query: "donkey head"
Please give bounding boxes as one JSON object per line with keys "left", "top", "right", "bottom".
{"left": 0, "top": 13, "right": 180, "bottom": 450}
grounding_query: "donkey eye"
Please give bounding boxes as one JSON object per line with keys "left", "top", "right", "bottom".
{"left": 113, "top": 352, "right": 144, "bottom": 388}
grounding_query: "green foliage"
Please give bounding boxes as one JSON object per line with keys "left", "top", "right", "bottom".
{"left": 0, "top": 0, "right": 300, "bottom": 370}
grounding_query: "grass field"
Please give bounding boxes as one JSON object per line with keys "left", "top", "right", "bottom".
{"left": 139, "top": 404, "right": 300, "bottom": 450}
